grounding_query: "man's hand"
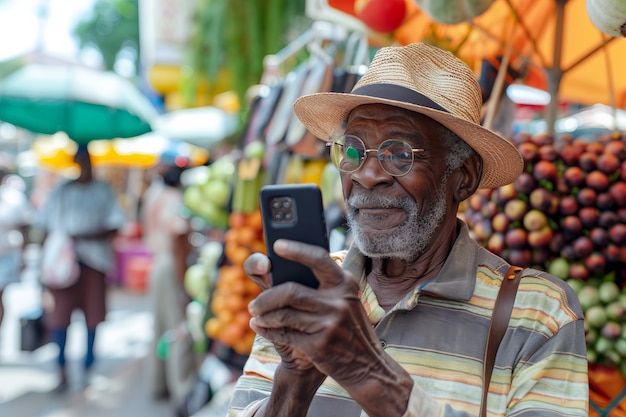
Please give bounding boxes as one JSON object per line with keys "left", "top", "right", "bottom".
{"left": 247, "top": 239, "right": 383, "bottom": 385}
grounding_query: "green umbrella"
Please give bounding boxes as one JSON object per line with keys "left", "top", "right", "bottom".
{"left": 0, "top": 64, "right": 159, "bottom": 144}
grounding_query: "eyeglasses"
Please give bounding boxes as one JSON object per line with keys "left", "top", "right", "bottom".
{"left": 326, "top": 135, "right": 425, "bottom": 177}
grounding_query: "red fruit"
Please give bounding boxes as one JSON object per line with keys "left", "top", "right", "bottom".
{"left": 579, "top": 152, "right": 598, "bottom": 172}
{"left": 481, "top": 200, "right": 497, "bottom": 218}
{"left": 518, "top": 142, "right": 539, "bottom": 163}
{"left": 528, "top": 225, "right": 554, "bottom": 248}
{"left": 523, "top": 209, "right": 548, "bottom": 231}
{"left": 609, "top": 182, "right": 626, "bottom": 207}
{"left": 561, "top": 244, "right": 576, "bottom": 261}
{"left": 578, "top": 206, "right": 600, "bottom": 229}
{"left": 573, "top": 236, "right": 594, "bottom": 258}
{"left": 538, "top": 144, "right": 558, "bottom": 161}
{"left": 354, "top": 0, "right": 407, "bottom": 32}
{"left": 513, "top": 172, "right": 536, "bottom": 195}
{"left": 491, "top": 212, "right": 511, "bottom": 233}
{"left": 603, "top": 243, "right": 621, "bottom": 263}
{"left": 487, "top": 232, "right": 505, "bottom": 254}
{"left": 562, "top": 215, "right": 583, "bottom": 240}
{"left": 590, "top": 227, "right": 609, "bottom": 247}
{"left": 559, "top": 195, "right": 579, "bottom": 216}
{"left": 596, "top": 192, "right": 615, "bottom": 211}
{"left": 621, "top": 161, "right": 626, "bottom": 181}
{"left": 529, "top": 188, "right": 554, "bottom": 211}
{"left": 577, "top": 187, "right": 597, "bottom": 207}
{"left": 609, "top": 223, "right": 626, "bottom": 245}
{"left": 504, "top": 199, "right": 528, "bottom": 222}
{"left": 569, "top": 263, "right": 590, "bottom": 280}
{"left": 564, "top": 166, "right": 586, "bottom": 187}
{"left": 597, "top": 153, "right": 621, "bottom": 174}
{"left": 585, "top": 170, "right": 610, "bottom": 191}
{"left": 532, "top": 248, "right": 551, "bottom": 265}
{"left": 586, "top": 142, "right": 605, "bottom": 155}
{"left": 531, "top": 132, "right": 554, "bottom": 147}
{"left": 585, "top": 252, "right": 606, "bottom": 275}
{"left": 533, "top": 160, "right": 558, "bottom": 182}
{"left": 599, "top": 211, "right": 619, "bottom": 228}
{"left": 571, "top": 139, "right": 588, "bottom": 153}
{"left": 467, "top": 193, "right": 487, "bottom": 213}
{"left": 556, "top": 177, "right": 571, "bottom": 195}
{"left": 508, "top": 248, "right": 532, "bottom": 267}
{"left": 560, "top": 144, "right": 583, "bottom": 166}
{"left": 472, "top": 219, "right": 493, "bottom": 242}
{"left": 549, "top": 232, "right": 566, "bottom": 254}
{"left": 505, "top": 228, "right": 528, "bottom": 249}
{"left": 604, "top": 140, "right": 626, "bottom": 160}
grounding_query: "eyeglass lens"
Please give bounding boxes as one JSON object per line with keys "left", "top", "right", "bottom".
{"left": 331, "top": 135, "right": 416, "bottom": 176}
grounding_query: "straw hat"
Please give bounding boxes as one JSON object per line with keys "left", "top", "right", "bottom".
{"left": 293, "top": 42, "right": 523, "bottom": 189}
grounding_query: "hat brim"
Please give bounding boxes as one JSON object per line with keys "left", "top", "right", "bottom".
{"left": 294, "top": 92, "right": 523, "bottom": 189}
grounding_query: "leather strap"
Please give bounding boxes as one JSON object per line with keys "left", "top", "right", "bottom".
{"left": 480, "top": 265, "right": 523, "bottom": 417}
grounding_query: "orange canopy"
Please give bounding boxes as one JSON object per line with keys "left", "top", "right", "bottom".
{"left": 395, "top": 0, "right": 626, "bottom": 110}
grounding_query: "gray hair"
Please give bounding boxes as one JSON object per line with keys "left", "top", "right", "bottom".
{"left": 442, "top": 129, "right": 477, "bottom": 175}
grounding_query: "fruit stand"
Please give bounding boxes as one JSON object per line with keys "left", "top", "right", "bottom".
{"left": 460, "top": 130, "right": 626, "bottom": 415}
{"left": 173, "top": 1, "right": 626, "bottom": 413}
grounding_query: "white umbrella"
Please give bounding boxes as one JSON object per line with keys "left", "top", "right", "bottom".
{"left": 156, "top": 106, "right": 239, "bottom": 149}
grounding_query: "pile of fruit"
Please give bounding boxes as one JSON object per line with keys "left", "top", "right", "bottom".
{"left": 204, "top": 210, "right": 265, "bottom": 355}
{"left": 203, "top": 141, "right": 268, "bottom": 355}
{"left": 569, "top": 278, "right": 626, "bottom": 372}
{"left": 462, "top": 132, "right": 626, "bottom": 284}
{"left": 182, "top": 155, "right": 237, "bottom": 229}
{"left": 461, "top": 131, "right": 626, "bottom": 371}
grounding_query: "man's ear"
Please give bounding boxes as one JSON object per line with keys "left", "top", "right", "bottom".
{"left": 454, "top": 153, "right": 482, "bottom": 202}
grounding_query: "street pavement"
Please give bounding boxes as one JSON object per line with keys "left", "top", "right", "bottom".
{"left": 0, "top": 245, "right": 181, "bottom": 417}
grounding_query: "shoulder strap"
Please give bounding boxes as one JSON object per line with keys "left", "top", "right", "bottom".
{"left": 480, "top": 265, "right": 523, "bottom": 417}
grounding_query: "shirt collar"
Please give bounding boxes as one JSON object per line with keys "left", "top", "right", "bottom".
{"left": 342, "top": 219, "right": 478, "bottom": 304}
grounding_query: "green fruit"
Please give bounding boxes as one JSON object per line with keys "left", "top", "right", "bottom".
{"left": 244, "top": 140, "right": 266, "bottom": 159}
{"left": 587, "top": 348, "right": 598, "bottom": 364}
{"left": 615, "top": 338, "right": 626, "bottom": 356}
{"left": 586, "top": 327, "right": 599, "bottom": 345}
{"left": 599, "top": 281, "right": 621, "bottom": 304}
{"left": 547, "top": 257, "right": 569, "bottom": 280}
{"left": 594, "top": 335, "right": 614, "bottom": 355}
{"left": 577, "top": 286, "right": 601, "bottom": 312}
{"left": 606, "top": 301, "right": 626, "bottom": 321}
{"left": 586, "top": 305, "right": 608, "bottom": 329}
{"left": 203, "top": 179, "right": 231, "bottom": 207}
{"left": 566, "top": 278, "right": 584, "bottom": 294}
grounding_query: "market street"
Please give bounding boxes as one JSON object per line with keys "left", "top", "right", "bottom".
{"left": 0, "top": 244, "right": 173, "bottom": 417}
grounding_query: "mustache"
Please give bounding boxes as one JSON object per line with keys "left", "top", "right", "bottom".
{"left": 346, "top": 192, "right": 413, "bottom": 210}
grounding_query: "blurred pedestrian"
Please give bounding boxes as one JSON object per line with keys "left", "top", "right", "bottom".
{"left": 36, "top": 144, "right": 125, "bottom": 391}
{"left": 141, "top": 154, "right": 197, "bottom": 408}
{"left": 0, "top": 164, "right": 33, "bottom": 329}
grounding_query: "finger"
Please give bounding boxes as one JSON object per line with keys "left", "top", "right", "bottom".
{"left": 243, "top": 252, "right": 271, "bottom": 290}
{"left": 272, "top": 239, "right": 345, "bottom": 288}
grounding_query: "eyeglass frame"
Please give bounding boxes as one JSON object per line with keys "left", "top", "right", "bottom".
{"left": 325, "top": 135, "right": 425, "bottom": 177}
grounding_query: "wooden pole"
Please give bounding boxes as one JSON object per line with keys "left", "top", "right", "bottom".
{"left": 545, "top": 0, "right": 567, "bottom": 137}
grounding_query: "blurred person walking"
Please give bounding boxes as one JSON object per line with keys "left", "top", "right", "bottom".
{"left": 141, "top": 155, "right": 197, "bottom": 411}
{"left": 0, "top": 163, "right": 33, "bottom": 330}
{"left": 36, "top": 145, "right": 125, "bottom": 391}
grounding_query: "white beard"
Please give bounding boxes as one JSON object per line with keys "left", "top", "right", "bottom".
{"left": 345, "top": 181, "right": 447, "bottom": 262}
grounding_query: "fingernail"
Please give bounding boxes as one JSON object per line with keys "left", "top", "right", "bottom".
{"left": 248, "top": 300, "right": 256, "bottom": 315}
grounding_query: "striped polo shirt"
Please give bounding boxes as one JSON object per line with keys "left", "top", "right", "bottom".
{"left": 228, "top": 220, "right": 589, "bottom": 417}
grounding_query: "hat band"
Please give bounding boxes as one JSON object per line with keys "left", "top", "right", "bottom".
{"left": 352, "top": 84, "right": 450, "bottom": 114}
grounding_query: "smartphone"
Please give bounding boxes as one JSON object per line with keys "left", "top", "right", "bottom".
{"left": 259, "top": 183, "right": 329, "bottom": 288}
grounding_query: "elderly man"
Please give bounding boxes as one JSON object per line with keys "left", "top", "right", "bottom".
{"left": 227, "top": 43, "right": 588, "bottom": 417}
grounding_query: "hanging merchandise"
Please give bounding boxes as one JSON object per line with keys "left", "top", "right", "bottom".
{"left": 284, "top": 43, "right": 336, "bottom": 157}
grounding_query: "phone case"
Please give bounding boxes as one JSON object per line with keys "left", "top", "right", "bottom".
{"left": 259, "top": 183, "right": 329, "bottom": 288}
